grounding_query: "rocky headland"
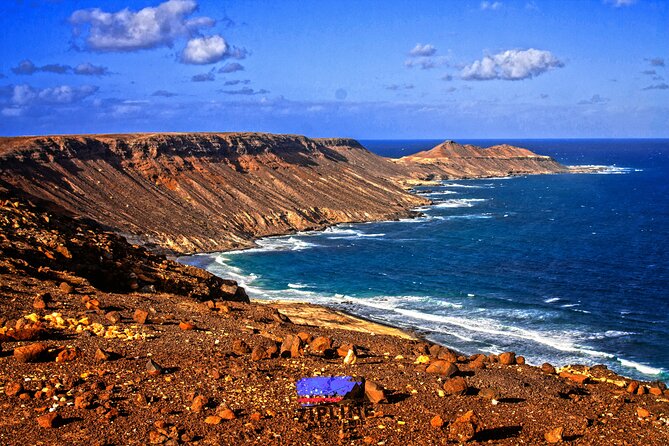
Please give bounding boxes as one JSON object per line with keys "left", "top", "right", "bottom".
{"left": 1, "top": 133, "right": 667, "bottom": 445}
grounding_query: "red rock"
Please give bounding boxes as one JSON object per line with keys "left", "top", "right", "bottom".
{"left": 637, "top": 407, "right": 650, "bottom": 418}
{"left": 430, "top": 415, "right": 444, "bottom": 428}
{"left": 637, "top": 386, "right": 646, "bottom": 395}
{"left": 541, "top": 363, "right": 556, "bottom": 374}
{"left": 33, "top": 295, "right": 46, "bottom": 310}
{"left": 649, "top": 387, "right": 662, "bottom": 396}
{"left": 437, "top": 349, "right": 458, "bottom": 363}
{"left": 626, "top": 381, "right": 640, "bottom": 393}
{"left": 250, "top": 412, "right": 262, "bottom": 422}
{"left": 56, "top": 347, "right": 80, "bottom": 362}
{"left": 498, "top": 352, "right": 516, "bottom": 365}
{"left": 469, "top": 355, "right": 486, "bottom": 370}
{"left": 266, "top": 342, "right": 280, "bottom": 358}
{"left": 95, "top": 348, "right": 111, "bottom": 362}
{"left": 309, "top": 336, "right": 332, "bottom": 355}
{"left": 5, "top": 382, "right": 24, "bottom": 397}
{"left": 479, "top": 388, "right": 500, "bottom": 401}
{"left": 218, "top": 408, "right": 236, "bottom": 420}
{"left": 296, "top": 332, "right": 312, "bottom": 343}
{"left": 59, "top": 282, "right": 74, "bottom": 294}
{"left": 426, "top": 360, "right": 458, "bottom": 377}
{"left": 516, "top": 356, "right": 526, "bottom": 365}
{"left": 37, "top": 412, "right": 61, "bottom": 428}
{"left": 280, "top": 334, "right": 302, "bottom": 358}
{"left": 146, "top": 359, "right": 163, "bottom": 376}
{"left": 133, "top": 309, "right": 149, "bottom": 324}
{"left": 559, "top": 371, "right": 588, "bottom": 385}
{"left": 232, "top": 339, "right": 251, "bottom": 356}
{"left": 149, "top": 430, "right": 167, "bottom": 444}
{"left": 365, "top": 380, "right": 386, "bottom": 404}
{"left": 179, "top": 321, "right": 196, "bottom": 331}
{"left": 85, "top": 299, "right": 100, "bottom": 311}
{"left": 14, "top": 342, "right": 48, "bottom": 363}
{"left": 443, "top": 376, "right": 468, "bottom": 395}
{"left": 191, "top": 395, "right": 208, "bottom": 412}
{"left": 448, "top": 410, "right": 479, "bottom": 442}
{"left": 215, "top": 302, "right": 230, "bottom": 313}
{"left": 544, "top": 426, "right": 564, "bottom": 443}
{"left": 337, "top": 343, "right": 356, "bottom": 358}
{"left": 204, "top": 415, "right": 221, "bottom": 425}
{"left": 105, "top": 311, "right": 121, "bottom": 324}
{"left": 74, "top": 392, "right": 94, "bottom": 410}
{"left": 428, "top": 344, "right": 442, "bottom": 357}
{"left": 251, "top": 346, "right": 268, "bottom": 361}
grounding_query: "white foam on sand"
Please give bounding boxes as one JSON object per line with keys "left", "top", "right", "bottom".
{"left": 618, "top": 358, "right": 663, "bottom": 376}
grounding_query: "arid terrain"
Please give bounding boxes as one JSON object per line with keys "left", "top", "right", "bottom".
{"left": 1, "top": 133, "right": 667, "bottom": 445}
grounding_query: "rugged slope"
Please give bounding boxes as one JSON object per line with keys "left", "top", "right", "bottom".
{"left": 0, "top": 133, "right": 426, "bottom": 254}
{"left": 395, "top": 140, "right": 568, "bottom": 180}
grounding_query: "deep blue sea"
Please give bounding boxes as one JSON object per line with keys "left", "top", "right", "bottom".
{"left": 181, "top": 139, "right": 669, "bottom": 382}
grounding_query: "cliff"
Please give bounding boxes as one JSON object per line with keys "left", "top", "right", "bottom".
{"left": 0, "top": 133, "right": 426, "bottom": 254}
{"left": 395, "top": 140, "right": 568, "bottom": 180}
{"left": 0, "top": 133, "right": 568, "bottom": 255}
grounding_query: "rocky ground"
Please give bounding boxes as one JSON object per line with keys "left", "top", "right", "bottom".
{"left": 1, "top": 196, "right": 669, "bottom": 445}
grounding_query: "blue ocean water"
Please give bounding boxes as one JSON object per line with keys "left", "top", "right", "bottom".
{"left": 181, "top": 139, "right": 669, "bottom": 382}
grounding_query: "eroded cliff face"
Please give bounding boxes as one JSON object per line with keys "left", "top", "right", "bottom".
{"left": 394, "top": 140, "right": 568, "bottom": 180}
{"left": 0, "top": 133, "right": 427, "bottom": 254}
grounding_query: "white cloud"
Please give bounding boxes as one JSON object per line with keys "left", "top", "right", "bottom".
{"left": 605, "top": 0, "right": 636, "bottom": 7}
{"left": 461, "top": 48, "right": 564, "bottom": 80}
{"left": 6, "top": 84, "right": 98, "bottom": 106}
{"left": 218, "top": 62, "right": 244, "bottom": 73}
{"left": 69, "top": 0, "right": 214, "bottom": 52}
{"left": 74, "top": 63, "right": 109, "bottom": 76}
{"left": 181, "top": 35, "right": 228, "bottom": 64}
{"left": 409, "top": 43, "right": 436, "bottom": 57}
{"left": 480, "top": 1, "right": 502, "bottom": 10}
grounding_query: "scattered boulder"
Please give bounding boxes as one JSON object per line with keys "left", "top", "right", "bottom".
{"left": 105, "top": 311, "right": 121, "bottom": 324}
{"left": 232, "top": 339, "right": 251, "bottom": 356}
{"left": 309, "top": 336, "right": 332, "bottom": 355}
{"left": 266, "top": 342, "right": 280, "bottom": 358}
{"left": 541, "top": 363, "right": 556, "bottom": 374}
{"left": 469, "top": 355, "right": 486, "bottom": 370}
{"left": 191, "top": 395, "right": 208, "bottom": 412}
{"left": 430, "top": 415, "right": 444, "bottom": 429}
{"left": 14, "top": 342, "right": 48, "bottom": 363}
{"left": 498, "top": 352, "right": 516, "bottom": 365}
{"left": 74, "top": 392, "right": 94, "bottom": 410}
{"left": 516, "top": 356, "right": 526, "bottom": 365}
{"left": 649, "top": 387, "right": 662, "bottom": 396}
{"left": 179, "top": 321, "right": 196, "bottom": 331}
{"left": 95, "top": 348, "right": 111, "bottom": 362}
{"left": 59, "top": 282, "right": 74, "bottom": 294}
{"left": 637, "top": 407, "right": 650, "bottom": 418}
{"left": 146, "top": 359, "right": 163, "bottom": 376}
{"left": 37, "top": 412, "right": 61, "bottom": 428}
{"left": 204, "top": 415, "right": 222, "bottom": 425}
{"left": 365, "top": 380, "right": 386, "bottom": 404}
{"left": 437, "top": 348, "right": 458, "bottom": 363}
{"left": 448, "top": 410, "right": 480, "bottom": 442}
{"left": 426, "top": 360, "right": 458, "bottom": 377}
{"left": 56, "top": 347, "right": 80, "bottom": 362}
{"left": 217, "top": 405, "right": 236, "bottom": 420}
{"left": 479, "top": 388, "right": 500, "bottom": 402}
{"left": 297, "top": 332, "right": 312, "bottom": 343}
{"left": 337, "top": 343, "right": 356, "bottom": 358}
{"left": 545, "top": 426, "right": 564, "bottom": 443}
{"left": 133, "top": 309, "right": 149, "bottom": 324}
{"left": 251, "top": 346, "right": 268, "bottom": 361}
{"left": 559, "top": 371, "right": 588, "bottom": 385}
{"left": 5, "top": 382, "right": 24, "bottom": 397}
{"left": 33, "top": 295, "right": 47, "bottom": 310}
{"left": 280, "top": 334, "right": 302, "bottom": 358}
{"left": 344, "top": 349, "right": 358, "bottom": 365}
{"left": 443, "top": 376, "right": 468, "bottom": 396}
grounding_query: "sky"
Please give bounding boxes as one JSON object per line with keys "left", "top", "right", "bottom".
{"left": 0, "top": 0, "right": 668, "bottom": 138}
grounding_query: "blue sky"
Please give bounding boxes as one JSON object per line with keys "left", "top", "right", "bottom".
{"left": 0, "top": 0, "right": 667, "bottom": 138}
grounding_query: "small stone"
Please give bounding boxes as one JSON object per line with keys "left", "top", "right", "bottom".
{"left": 426, "top": 360, "right": 458, "bottom": 377}
{"left": 5, "top": 381, "right": 24, "bottom": 397}
{"left": 204, "top": 415, "right": 222, "bottom": 425}
{"left": 251, "top": 346, "right": 268, "bottom": 361}
{"left": 649, "top": 387, "right": 662, "bottom": 396}
{"left": 498, "top": 352, "right": 516, "bottom": 365}
{"left": 296, "top": 332, "right": 312, "bottom": 343}
{"left": 541, "top": 363, "right": 556, "bottom": 374}
{"left": 218, "top": 408, "right": 236, "bottom": 420}
{"left": 343, "top": 349, "right": 357, "bottom": 365}
{"left": 95, "top": 348, "right": 111, "bottom": 362}
{"left": 637, "top": 385, "right": 646, "bottom": 395}
{"left": 74, "top": 392, "right": 94, "bottom": 410}
{"left": 37, "top": 412, "right": 61, "bottom": 428}
{"left": 559, "top": 371, "right": 588, "bottom": 385}
{"left": 479, "top": 388, "right": 500, "bottom": 401}
{"left": 149, "top": 430, "right": 168, "bottom": 444}
{"left": 14, "top": 342, "right": 48, "bottom": 363}
{"left": 215, "top": 302, "right": 230, "bottom": 313}
{"left": 105, "top": 311, "right": 121, "bottom": 324}
{"left": 232, "top": 339, "right": 251, "bottom": 356}
{"left": 56, "top": 347, "right": 80, "bottom": 362}
{"left": 443, "top": 376, "right": 468, "bottom": 396}
{"left": 516, "top": 356, "right": 526, "bottom": 365}
{"left": 280, "top": 334, "right": 302, "bottom": 358}
{"left": 337, "top": 343, "right": 356, "bottom": 358}
{"left": 637, "top": 407, "right": 650, "bottom": 418}
{"left": 448, "top": 410, "right": 479, "bottom": 442}
{"left": 309, "top": 337, "right": 332, "bottom": 355}
{"left": 134, "top": 309, "right": 149, "bottom": 324}
{"left": 179, "top": 321, "right": 196, "bottom": 331}
{"left": 191, "top": 395, "right": 208, "bottom": 412}
{"left": 469, "top": 355, "right": 486, "bottom": 370}
{"left": 85, "top": 299, "right": 100, "bottom": 311}
{"left": 59, "top": 282, "right": 74, "bottom": 294}
{"left": 33, "top": 295, "right": 47, "bottom": 310}
{"left": 266, "top": 343, "right": 280, "bottom": 358}
{"left": 544, "top": 426, "right": 564, "bottom": 443}
{"left": 250, "top": 412, "right": 262, "bottom": 422}
{"left": 437, "top": 349, "right": 458, "bottom": 363}
{"left": 146, "top": 359, "right": 163, "bottom": 376}
{"left": 365, "top": 380, "right": 386, "bottom": 404}
{"left": 430, "top": 415, "right": 444, "bottom": 428}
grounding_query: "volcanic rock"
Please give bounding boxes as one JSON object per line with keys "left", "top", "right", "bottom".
{"left": 37, "top": 412, "right": 61, "bottom": 428}
{"left": 542, "top": 363, "right": 557, "bottom": 374}
{"left": 133, "top": 309, "right": 149, "bottom": 324}
{"left": 426, "top": 360, "right": 458, "bottom": 377}
{"left": 545, "top": 426, "right": 564, "bottom": 443}
{"left": 365, "top": 380, "right": 386, "bottom": 404}
{"left": 232, "top": 339, "right": 251, "bottom": 356}
{"left": 443, "top": 376, "right": 468, "bottom": 395}
{"left": 498, "top": 352, "right": 516, "bottom": 365}
{"left": 14, "top": 343, "right": 48, "bottom": 363}
{"left": 448, "top": 410, "right": 480, "bottom": 442}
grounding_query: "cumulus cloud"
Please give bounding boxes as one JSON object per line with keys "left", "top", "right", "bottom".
{"left": 578, "top": 94, "right": 610, "bottom": 105}
{"left": 218, "top": 62, "right": 244, "bottom": 73}
{"left": 646, "top": 58, "right": 665, "bottom": 67}
{"left": 409, "top": 44, "right": 436, "bottom": 57}
{"left": 642, "top": 83, "right": 669, "bottom": 90}
{"left": 69, "top": 0, "right": 214, "bottom": 52}
{"left": 11, "top": 59, "right": 109, "bottom": 76}
{"left": 191, "top": 71, "right": 215, "bottom": 82}
{"left": 385, "top": 83, "right": 414, "bottom": 91}
{"left": 460, "top": 48, "right": 564, "bottom": 81}
{"left": 2, "top": 84, "right": 98, "bottom": 108}
{"left": 480, "top": 1, "right": 502, "bottom": 10}
{"left": 223, "top": 79, "right": 250, "bottom": 86}
{"left": 181, "top": 35, "right": 227, "bottom": 64}
{"left": 152, "top": 90, "right": 178, "bottom": 97}
{"left": 220, "top": 87, "right": 268, "bottom": 95}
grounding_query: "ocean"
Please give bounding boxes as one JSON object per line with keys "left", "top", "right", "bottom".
{"left": 181, "top": 139, "right": 669, "bottom": 383}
